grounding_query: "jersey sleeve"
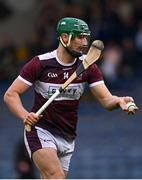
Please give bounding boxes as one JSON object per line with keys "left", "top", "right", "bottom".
{"left": 19, "top": 56, "right": 42, "bottom": 85}
{"left": 87, "top": 64, "right": 104, "bottom": 87}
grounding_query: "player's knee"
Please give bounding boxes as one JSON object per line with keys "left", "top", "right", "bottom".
{"left": 51, "top": 171, "right": 65, "bottom": 179}
{"left": 41, "top": 169, "right": 65, "bottom": 179}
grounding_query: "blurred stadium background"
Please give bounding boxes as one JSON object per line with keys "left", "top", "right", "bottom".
{"left": 0, "top": 0, "right": 142, "bottom": 178}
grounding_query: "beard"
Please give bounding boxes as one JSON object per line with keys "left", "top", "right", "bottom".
{"left": 66, "top": 46, "right": 88, "bottom": 58}
{"left": 66, "top": 47, "right": 82, "bottom": 58}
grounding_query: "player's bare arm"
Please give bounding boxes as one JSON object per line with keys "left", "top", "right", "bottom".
{"left": 4, "top": 78, "right": 40, "bottom": 125}
{"left": 90, "top": 83, "right": 138, "bottom": 114}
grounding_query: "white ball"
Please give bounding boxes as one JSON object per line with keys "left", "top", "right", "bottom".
{"left": 126, "top": 102, "right": 136, "bottom": 111}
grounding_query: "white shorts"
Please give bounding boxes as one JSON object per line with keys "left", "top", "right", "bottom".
{"left": 24, "top": 126, "right": 75, "bottom": 171}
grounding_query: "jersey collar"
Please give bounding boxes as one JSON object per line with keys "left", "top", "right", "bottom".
{"left": 55, "top": 50, "right": 77, "bottom": 66}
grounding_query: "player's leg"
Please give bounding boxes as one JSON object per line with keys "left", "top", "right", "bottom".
{"left": 24, "top": 127, "right": 74, "bottom": 178}
{"left": 63, "top": 170, "right": 68, "bottom": 178}
{"left": 56, "top": 136, "right": 75, "bottom": 179}
{"left": 40, "top": 170, "right": 68, "bottom": 179}
{"left": 32, "top": 147, "right": 66, "bottom": 179}
{"left": 24, "top": 127, "right": 69, "bottom": 178}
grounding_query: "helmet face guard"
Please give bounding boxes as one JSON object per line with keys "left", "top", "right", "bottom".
{"left": 57, "top": 17, "right": 91, "bottom": 57}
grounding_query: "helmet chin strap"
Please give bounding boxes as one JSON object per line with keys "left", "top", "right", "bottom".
{"left": 59, "top": 33, "right": 82, "bottom": 58}
{"left": 59, "top": 33, "right": 72, "bottom": 48}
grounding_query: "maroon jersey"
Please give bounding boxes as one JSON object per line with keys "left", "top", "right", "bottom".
{"left": 19, "top": 50, "right": 104, "bottom": 140}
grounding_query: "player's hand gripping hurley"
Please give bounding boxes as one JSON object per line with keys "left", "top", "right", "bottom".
{"left": 25, "top": 40, "right": 104, "bottom": 132}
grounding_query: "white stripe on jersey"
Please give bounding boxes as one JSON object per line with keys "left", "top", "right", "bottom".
{"left": 38, "top": 50, "right": 86, "bottom": 66}
{"left": 89, "top": 80, "right": 104, "bottom": 87}
{"left": 34, "top": 81, "right": 86, "bottom": 101}
{"left": 18, "top": 75, "right": 33, "bottom": 86}
{"left": 79, "top": 54, "right": 86, "bottom": 60}
{"left": 38, "top": 50, "right": 56, "bottom": 61}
